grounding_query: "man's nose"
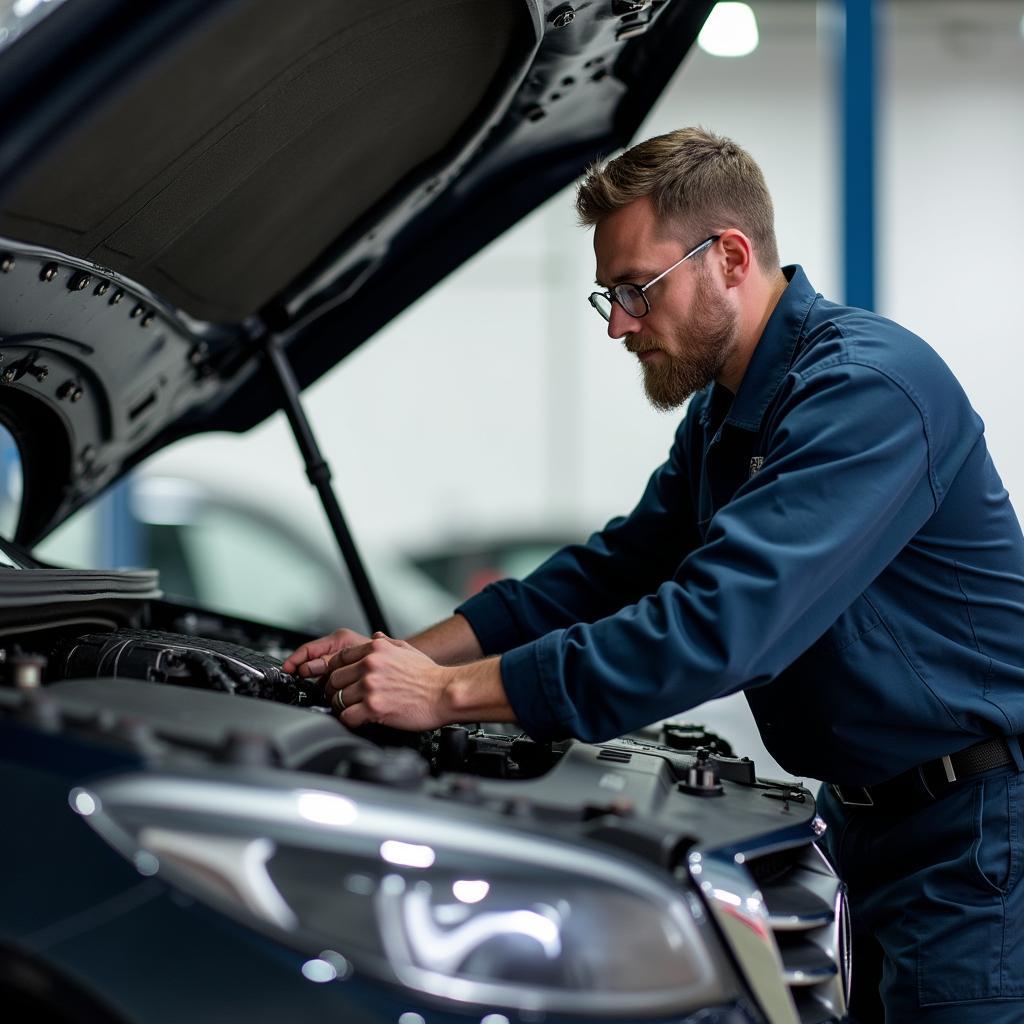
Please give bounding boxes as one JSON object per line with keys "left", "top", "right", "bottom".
{"left": 607, "top": 303, "right": 640, "bottom": 340}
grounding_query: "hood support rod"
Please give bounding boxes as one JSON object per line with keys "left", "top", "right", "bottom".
{"left": 264, "top": 335, "right": 390, "bottom": 635}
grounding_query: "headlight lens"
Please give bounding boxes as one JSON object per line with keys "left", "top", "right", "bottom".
{"left": 74, "top": 773, "right": 732, "bottom": 1017}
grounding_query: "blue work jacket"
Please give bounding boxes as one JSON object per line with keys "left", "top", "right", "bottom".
{"left": 456, "top": 266, "right": 1024, "bottom": 785}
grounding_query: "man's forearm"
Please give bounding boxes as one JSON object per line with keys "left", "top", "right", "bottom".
{"left": 407, "top": 613, "right": 483, "bottom": 666}
{"left": 441, "top": 655, "right": 517, "bottom": 724}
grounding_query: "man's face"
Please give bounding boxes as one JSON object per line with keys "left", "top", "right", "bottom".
{"left": 593, "top": 197, "right": 737, "bottom": 410}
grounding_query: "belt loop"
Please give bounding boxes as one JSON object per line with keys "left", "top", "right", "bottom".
{"left": 831, "top": 784, "right": 874, "bottom": 808}
{"left": 1008, "top": 735, "right": 1024, "bottom": 773}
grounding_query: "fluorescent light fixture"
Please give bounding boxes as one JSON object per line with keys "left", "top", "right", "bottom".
{"left": 698, "top": 2, "right": 759, "bottom": 58}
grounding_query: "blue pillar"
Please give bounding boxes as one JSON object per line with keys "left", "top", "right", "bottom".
{"left": 97, "top": 476, "right": 143, "bottom": 568}
{"left": 837, "top": 0, "right": 878, "bottom": 311}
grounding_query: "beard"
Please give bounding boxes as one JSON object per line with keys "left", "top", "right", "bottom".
{"left": 627, "top": 270, "right": 737, "bottom": 411}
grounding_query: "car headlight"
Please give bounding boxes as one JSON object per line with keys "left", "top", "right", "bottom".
{"left": 72, "top": 772, "right": 734, "bottom": 1017}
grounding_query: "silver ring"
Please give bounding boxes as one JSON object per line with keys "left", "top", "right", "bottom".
{"left": 336, "top": 689, "right": 346, "bottom": 711}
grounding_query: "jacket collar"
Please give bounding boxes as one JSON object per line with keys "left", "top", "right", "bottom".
{"left": 718, "top": 264, "right": 818, "bottom": 432}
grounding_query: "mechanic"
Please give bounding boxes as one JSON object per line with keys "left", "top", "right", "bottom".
{"left": 284, "top": 128, "right": 1024, "bottom": 1023}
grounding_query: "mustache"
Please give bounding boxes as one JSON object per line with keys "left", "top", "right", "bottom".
{"left": 624, "top": 335, "right": 661, "bottom": 355}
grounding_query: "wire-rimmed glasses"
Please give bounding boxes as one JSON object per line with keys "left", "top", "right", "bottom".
{"left": 588, "top": 235, "right": 719, "bottom": 322}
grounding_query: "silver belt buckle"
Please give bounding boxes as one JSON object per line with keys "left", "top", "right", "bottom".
{"left": 831, "top": 784, "right": 875, "bottom": 808}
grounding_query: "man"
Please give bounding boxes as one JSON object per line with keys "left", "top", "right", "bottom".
{"left": 284, "top": 128, "right": 1024, "bottom": 1022}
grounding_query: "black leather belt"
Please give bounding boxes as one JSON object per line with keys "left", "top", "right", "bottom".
{"left": 831, "top": 736, "right": 1020, "bottom": 811}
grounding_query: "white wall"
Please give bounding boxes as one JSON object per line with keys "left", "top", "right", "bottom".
{"left": 140, "top": 1, "right": 1024, "bottom": 781}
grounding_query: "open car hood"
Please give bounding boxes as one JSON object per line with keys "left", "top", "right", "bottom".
{"left": 0, "top": 0, "right": 712, "bottom": 544}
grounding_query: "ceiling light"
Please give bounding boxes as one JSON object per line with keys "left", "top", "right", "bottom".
{"left": 698, "top": 2, "right": 759, "bottom": 58}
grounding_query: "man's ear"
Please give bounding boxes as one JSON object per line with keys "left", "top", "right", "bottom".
{"left": 718, "top": 230, "right": 753, "bottom": 289}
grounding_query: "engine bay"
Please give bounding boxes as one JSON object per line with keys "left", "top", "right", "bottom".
{"left": 0, "top": 602, "right": 846, "bottom": 1022}
{"left": 0, "top": 606, "right": 814, "bottom": 841}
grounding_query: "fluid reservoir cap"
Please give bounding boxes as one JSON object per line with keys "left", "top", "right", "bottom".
{"left": 10, "top": 651, "right": 47, "bottom": 689}
{"left": 677, "top": 747, "right": 724, "bottom": 797}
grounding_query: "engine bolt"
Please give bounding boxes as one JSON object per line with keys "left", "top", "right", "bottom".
{"left": 12, "top": 653, "right": 47, "bottom": 688}
{"left": 40, "top": 263, "right": 58, "bottom": 282}
{"left": 550, "top": 4, "right": 575, "bottom": 29}
{"left": 0, "top": 254, "right": 13, "bottom": 273}
{"left": 69, "top": 273, "right": 91, "bottom": 291}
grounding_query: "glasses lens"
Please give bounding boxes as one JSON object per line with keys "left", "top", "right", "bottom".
{"left": 613, "top": 284, "right": 647, "bottom": 318}
{"left": 589, "top": 292, "right": 612, "bottom": 321}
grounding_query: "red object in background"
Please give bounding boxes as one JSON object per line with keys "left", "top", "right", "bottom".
{"left": 465, "top": 567, "right": 504, "bottom": 597}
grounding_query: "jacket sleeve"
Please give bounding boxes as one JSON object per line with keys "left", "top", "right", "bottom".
{"left": 498, "top": 361, "right": 948, "bottom": 742}
{"left": 455, "top": 409, "right": 704, "bottom": 656}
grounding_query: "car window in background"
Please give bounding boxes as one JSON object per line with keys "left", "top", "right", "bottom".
{"left": 0, "top": 423, "right": 21, "bottom": 540}
{"left": 165, "top": 505, "right": 349, "bottom": 631}
{"left": 35, "top": 473, "right": 457, "bottom": 636}
{"left": 410, "top": 535, "right": 574, "bottom": 600}
{"left": 37, "top": 476, "right": 358, "bottom": 632}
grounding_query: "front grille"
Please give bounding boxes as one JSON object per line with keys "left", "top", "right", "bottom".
{"left": 754, "top": 843, "right": 851, "bottom": 1024}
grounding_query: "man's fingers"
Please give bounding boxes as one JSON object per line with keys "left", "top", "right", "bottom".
{"left": 332, "top": 680, "right": 364, "bottom": 713}
{"left": 327, "top": 634, "right": 402, "bottom": 672}
{"left": 283, "top": 640, "right": 321, "bottom": 673}
{"left": 339, "top": 702, "right": 370, "bottom": 729}
{"left": 372, "top": 631, "right": 407, "bottom": 648}
{"left": 284, "top": 629, "right": 372, "bottom": 675}
{"left": 285, "top": 637, "right": 341, "bottom": 674}
{"left": 325, "top": 641, "right": 375, "bottom": 672}
{"left": 325, "top": 661, "right": 365, "bottom": 697}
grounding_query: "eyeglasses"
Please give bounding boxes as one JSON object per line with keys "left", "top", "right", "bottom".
{"left": 588, "top": 235, "right": 719, "bottom": 322}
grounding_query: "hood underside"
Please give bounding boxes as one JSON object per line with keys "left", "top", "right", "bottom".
{"left": 0, "top": 0, "right": 537, "bottom": 325}
{"left": 0, "top": 0, "right": 712, "bottom": 543}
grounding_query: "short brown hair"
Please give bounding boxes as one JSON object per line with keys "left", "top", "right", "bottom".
{"left": 575, "top": 127, "right": 779, "bottom": 270}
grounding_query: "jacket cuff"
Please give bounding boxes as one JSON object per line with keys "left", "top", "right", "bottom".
{"left": 500, "top": 632, "right": 577, "bottom": 742}
{"left": 455, "top": 586, "right": 523, "bottom": 656}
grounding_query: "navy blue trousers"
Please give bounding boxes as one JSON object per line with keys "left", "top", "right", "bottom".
{"left": 817, "top": 768, "right": 1024, "bottom": 1022}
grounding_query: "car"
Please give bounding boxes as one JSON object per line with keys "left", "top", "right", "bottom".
{"left": 0, "top": 2, "right": 849, "bottom": 1023}
{"left": 28, "top": 470, "right": 461, "bottom": 636}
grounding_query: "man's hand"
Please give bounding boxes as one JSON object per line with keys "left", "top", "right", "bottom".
{"left": 282, "top": 627, "right": 371, "bottom": 678}
{"left": 325, "top": 632, "right": 454, "bottom": 731}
